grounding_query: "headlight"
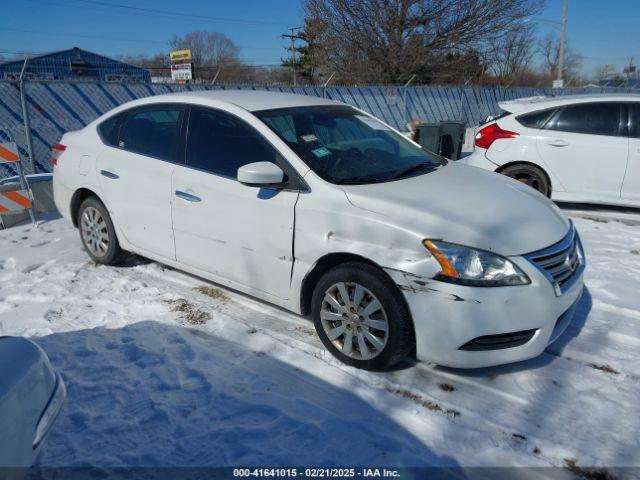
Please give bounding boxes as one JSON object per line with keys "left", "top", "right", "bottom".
{"left": 423, "top": 240, "right": 530, "bottom": 287}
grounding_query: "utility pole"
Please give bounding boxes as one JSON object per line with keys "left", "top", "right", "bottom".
{"left": 282, "top": 26, "right": 304, "bottom": 86}
{"left": 557, "top": 0, "right": 568, "bottom": 86}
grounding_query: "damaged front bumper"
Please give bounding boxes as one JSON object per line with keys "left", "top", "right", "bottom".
{"left": 384, "top": 256, "right": 584, "bottom": 369}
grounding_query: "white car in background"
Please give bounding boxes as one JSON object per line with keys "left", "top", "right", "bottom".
{"left": 464, "top": 94, "right": 640, "bottom": 207}
{"left": 53, "top": 91, "right": 584, "bottom": 370}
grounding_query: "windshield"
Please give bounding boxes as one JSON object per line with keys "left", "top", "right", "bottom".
{"left": 254, "top": 105, "right": 446, "bottom": 185}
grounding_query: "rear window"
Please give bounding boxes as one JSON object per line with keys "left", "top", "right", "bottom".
{"left": 516, "top": 109, "right": 557, "bottom": 129}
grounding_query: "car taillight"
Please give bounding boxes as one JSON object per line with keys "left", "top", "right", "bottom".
{"left": 475, "top": 123, "right": 518, "bottom": 149}
{"left": 51, "top": 144, "right": 66, "bottom": 166}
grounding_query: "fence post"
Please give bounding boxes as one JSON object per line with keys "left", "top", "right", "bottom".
{"left": 19, "top": 58, "right": 36, "bottom": 175}
{"left": 402, "top": 74, "right": 416, "bottom": 126}
{"left": 322, "top": 72, "right": 336, "bottom": 98}
{"left": 457, "top": 79, "right": 471, "bottom": 122}
{"left": 211, "top": 68, "right": 221, "bottom": 85}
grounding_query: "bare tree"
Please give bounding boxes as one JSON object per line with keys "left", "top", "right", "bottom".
{"left": 304, "top": 0, "right": 544, "bottom": 83}
{"left": 538, "top": 33, "right": 582, "bottom": 82}
{"left": 486, "top": 24, "right": 536, "bottom": 85}
{"left": 118, "top": 53, "right": 170, "bottom": 77}
{"left": 595, "top": 64, "right": 616, "bottom": 82}
{"left": 169, "top": 30, "right": 243, "bottom": 82}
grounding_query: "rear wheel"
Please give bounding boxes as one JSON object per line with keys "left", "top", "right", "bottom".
{"left": 77, "top": 196, "right": 126, "bottom": 265}
{"left": 311, "top": 262, "right": 414, "bottom": 371}
{"left": 500, "top": 164, "right": 551, "bottom": 197}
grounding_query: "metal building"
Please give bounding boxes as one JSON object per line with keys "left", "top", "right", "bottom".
{"left": 0, "top": 47, "right": 150, "bottom": 82}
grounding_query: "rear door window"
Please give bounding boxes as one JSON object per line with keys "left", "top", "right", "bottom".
{"left": 546, "top": 102, "right": 623, "bottom": 136}
{"left": 119, "top": 106, "right": 184, "bottom": 161}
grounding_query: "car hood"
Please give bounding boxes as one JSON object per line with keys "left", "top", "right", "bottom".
{"left": 340, "top": 162, "right": 569, "bottom": 256}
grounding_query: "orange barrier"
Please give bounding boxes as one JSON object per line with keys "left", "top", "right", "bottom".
{"left": 0, "top": 189, "right": 33, "bottom": 213}
{"left": 0, "top": 142, "right": 20, "bottom": 164}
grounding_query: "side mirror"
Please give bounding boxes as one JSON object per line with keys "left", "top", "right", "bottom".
{"left": 237, "top": 162, "right": 285, "bottom": 187}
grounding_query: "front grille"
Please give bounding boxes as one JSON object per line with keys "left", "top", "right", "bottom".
{"left": 459, "top": 329, "right": 537, "bottom": 351}
{"left": 524, "top": 221, "right": 584, "bottom": 296}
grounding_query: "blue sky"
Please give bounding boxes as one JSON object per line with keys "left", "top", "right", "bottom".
{"left": 1, "top": 0, "right": 638, "bottom": 78}
{"left": 537, "top": 0, "right": 639, "bottom": 78}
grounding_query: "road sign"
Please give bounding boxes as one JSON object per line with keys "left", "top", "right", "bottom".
{"left": 171, "top": 63, "right": 193, "bottom": 81}
{"left": 552, "top": 79, "right": 564, "bottom": 89}
{"left": 386, "top": 87, "right": 397, "bottom": 105}
{"left": 170, "top": 49, "right": 192, "bottom": 62}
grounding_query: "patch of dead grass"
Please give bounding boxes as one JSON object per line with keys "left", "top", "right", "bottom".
{"left": 164, "top": 298, "right": 211, "bottom": 325}
{"left": 195, "top": 286, "right": 228, "bottom": 301}
{"left": 386, "top": 387, "right": 460, "bottom": 417}
{"left": 588, "top": 363, "right": 620, "bottom": 375}
{"left": 564, "top": 458, "right": 617, "bottom": 480}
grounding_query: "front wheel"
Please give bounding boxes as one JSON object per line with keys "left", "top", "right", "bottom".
{"left": 311, "top": 262, "right": 414, "bottom": 371}
{"left": 500, "top": 164, "right": 551, "bottom": 197}
{"left": 77, "top": 196, "right": 126, "bottom": 265}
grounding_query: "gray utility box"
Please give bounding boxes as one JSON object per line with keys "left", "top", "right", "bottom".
{"left": 414, "top": 124, "right": 441, "bottom": 155}
{"left": 415, "top": 121, "right": 466, "bottom": 160}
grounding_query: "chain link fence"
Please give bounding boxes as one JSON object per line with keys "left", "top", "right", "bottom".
{"left": 0, "top": 79, "right": 635, "bottom": 178}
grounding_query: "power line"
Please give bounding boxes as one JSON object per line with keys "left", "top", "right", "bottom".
{"left": 30, "top": 0, "right": 289, "bottom": 26}
{"left": 0, "top": 28, "right": 285, "bottom": 51}
{"left": 0, "top": 28, "right": 166, "bottom": 46}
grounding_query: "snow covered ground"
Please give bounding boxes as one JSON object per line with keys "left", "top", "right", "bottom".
{"left": 1, "top": 210, "right": 639, "bottom": 472}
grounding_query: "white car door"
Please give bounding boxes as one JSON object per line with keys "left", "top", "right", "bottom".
{"left": 536, "top": 102, "right": 628, "bottom": 201}
{"left": 171, "top": 106, "right": 300, "bottom": 299}
{"left": 622, "top": 103, "right": 640, "bottom": 203}
{"left": 96, "top": 104, "right": 184, "bottom": 260}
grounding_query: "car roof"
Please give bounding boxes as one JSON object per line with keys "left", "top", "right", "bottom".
{"left": 499, "top": 93, "right": 640, "bottom": 114}
{"left": 132, "top": 89, "right": 342, "bottom": 112}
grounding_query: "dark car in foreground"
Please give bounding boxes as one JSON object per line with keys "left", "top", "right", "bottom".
{"left": 0, "top": 336, "right": 66, "bottom": 467}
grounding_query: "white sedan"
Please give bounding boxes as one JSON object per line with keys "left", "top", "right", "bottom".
{"left": 464, "top": 94, "right": 640, "bottom": 207}
{"left": 53, "top": 91, "right": 584, "bottom": 370}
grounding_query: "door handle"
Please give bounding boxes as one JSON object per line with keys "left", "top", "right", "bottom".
{"left": 175, "top": 190, "right": 201, "bottom": 202}
{"left": 547, "top": 139, "right": 569, "bottom": 147}
{"left": 100, "top": 170, "right": 119, "bottom": 179}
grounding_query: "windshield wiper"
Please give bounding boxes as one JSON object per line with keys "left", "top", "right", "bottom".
{"left": 388, "top": 162, "right": 437, "bottom": 180}
{"left": 338, "top": 175, "right": 386, "bottom": 185}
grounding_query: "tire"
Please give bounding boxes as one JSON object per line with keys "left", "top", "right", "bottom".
{"left": 311, "top": 262, "right": 414, "bottom": 371}
{"left": 77, "top": 196, "right": 126, "bottom": 265}
{"left": 500, "top": 164, "right": 551, "bottom": 197}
